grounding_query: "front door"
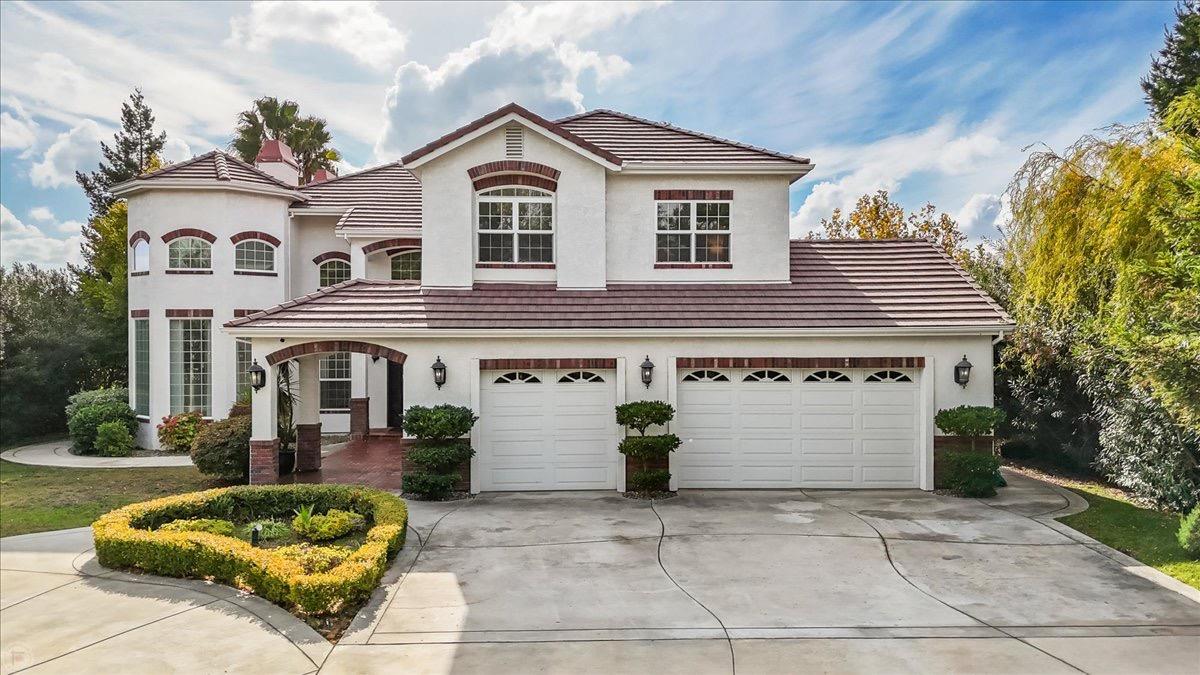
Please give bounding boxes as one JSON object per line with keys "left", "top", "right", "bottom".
{"left": 387, "top": 361, "right": 404, "bottom": 429}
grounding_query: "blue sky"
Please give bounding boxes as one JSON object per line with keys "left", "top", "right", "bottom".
{"left": 0, "top": 0, "right": 1176, "bottom": 267}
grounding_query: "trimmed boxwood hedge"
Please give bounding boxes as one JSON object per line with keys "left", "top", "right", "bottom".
{"left": 92, "top": 484, "right": 407, "bottom": 615}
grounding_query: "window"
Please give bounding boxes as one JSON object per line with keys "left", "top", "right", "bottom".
{"left": 390, "top": 251, "right": 421, "bottom": 281}
{"left": 167, "top": 237, "right": 211, "bottom": 270}
{"left": 477, "top": 187, "right": 554, "bottom": 263}
{"left": 804, "top": 370, "right": 851, "bottom": 383}
{"left": 319, "top": 260, "right": 351, "bottom": 288}
{"left": 235, "top": 339, "right": 252, "bottom": 399}
{"left": 656, "top": 201, "right": 730, "bottom": 263}
{"left": 681, "top": 370, "right": 729, "bottom": 382}
{"left": 493, "top": 371, "right": 541, "bottom": 384}
{"left": 169, "top": 319, "right": 210, "bottom": 415}
{"left": 319, "top": 352, "right": 351, "bottom": 411}
{"left": 865, "top": 370, "right": 913, "bottom": 383}
{"left": 234, "top": 240, "right": 275, "bottom": 272}
{"left": 744, "top": 369, "right": 789, "bottom": 382}
{"left": 132, "top": 240, "right": 149, "bottom": 273}
{"left": 558, "top": 371, "right": 605, "bottom": 383}
{"left": 134, "top": 319, "right": 149, "bottom": 416}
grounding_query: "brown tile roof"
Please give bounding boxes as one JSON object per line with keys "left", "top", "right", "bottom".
{"left": 293, "top": 162, "right": 421, "bottom": 230}
{"left": 227, "top": 239, "right": 1012, "bottom": 332}
{"left": 558, "top": 109, "right": 811, "bottom": 168}
{"left": 133, "top": 150, "right": 296, "bottom": 190}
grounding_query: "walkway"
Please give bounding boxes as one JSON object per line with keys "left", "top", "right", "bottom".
{"left": 286, "top": 437, "right": 405, "bottom": 490}
{"left": 0, "top": 440, "right": 192, "bottom": 469}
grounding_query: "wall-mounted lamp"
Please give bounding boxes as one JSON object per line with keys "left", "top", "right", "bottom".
{"left": 954, "top": 355, "right": 972, "bottom": 388}
{"left": 431, "top": 356, "right": 447, "bottom": 389}
{"left": 640, "top": 356, "right": 655, "bottom": 389}
{"left": 249, "top": 360, "right": 267, "bottom": 391}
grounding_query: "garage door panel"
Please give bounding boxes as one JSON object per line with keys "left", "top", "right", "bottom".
{"left": 679, "top": 387, "right": 734, "bottom": 406}
{"left": 801, "top": 413, "right": 855, "bottom": 430}
{"left": 552, "top": 414, "right": 610, "bottom": 434}
{"left": 740, "top": 389, "right": 794, "bottom": 406}
{"left": 681, "top": 437, "right": 737, "bottom": 458}
{"left": 861, "top": 465, "right": 918, "bottom": 484}
{"left": 677, "top": 464, "right": 737, "bottom": 486}
{"left": 488, "top": 438, "right": 547, "bottom": 459}
{"left": 800, "top": 465, "right": 856, "bottom": 484}
{"left": 678, "top": 412, "right": 734, "bottom": 430}
{"left": 740, "top": 437, "right": 794, "bottom": 456}
{"left": 740, "top": 412, "right": 795, "bottom": 431}
{"left": 862, "top": 438, "right": 917, "bottom": 455}
{"left": 862, "top": 389, "right": 917, "bottom": 406}
{"left": 740, "top": 464, "right": 797, "bottom": 485}
{"left": 800, "top": 437, "right": 856, "bottom": 455}
{"left": 487, "top": 466, "right": 549, "bottom": 489}
{"left": 553, "top": 465, "right": 612, "bottom": 488}
{"left": 862, "top": 413, "right": 915, "bottom": 430}
{"left": 800, "top": 389, "right": 855, "bottom": 406}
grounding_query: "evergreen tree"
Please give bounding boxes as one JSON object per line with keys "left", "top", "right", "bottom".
{"left": 1142, "top": 1, "right": 1200, "bottom": 119}
{"left": 74, "top": 89, "right": 167, "bottom": 217}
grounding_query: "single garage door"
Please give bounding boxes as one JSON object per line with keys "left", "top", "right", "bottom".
{"left": 478, "top": 369, "right": 620, "bottom": 491}
{"left": 675, "top": 367, "right": 922, "bottom": 488}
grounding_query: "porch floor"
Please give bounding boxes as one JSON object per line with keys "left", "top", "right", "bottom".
{"left": 284, "top": 436, "right": 405, "bottom": 491}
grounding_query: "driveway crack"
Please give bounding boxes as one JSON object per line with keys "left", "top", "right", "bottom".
{"left": 650, "top": 500, "right": 736, "bottom": 675}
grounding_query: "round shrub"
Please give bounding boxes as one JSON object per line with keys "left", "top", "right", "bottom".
{"left": 1179, "top": 505, "right": 1200, "bottom": 557}
{"left": 629, "top": 468, "right": 671, "bottom": 493}
{"left": 68, "top": 400, "right": 137, "bottom": 455}
{"left": 942, "top": 451, "right": 1002, "bottom": 497}
{"left": 615, "top": 401, "right": 675, "bottom": 434}
{"left": 405, "top": 442, "right": 473, "bottom": 474}
{"left": 160, "top": 518, "right": 236, "bottom": 536}
{"left": 95, "top": 421, "right": 135, "bottom": 457}
{"left": 618, "top": 434, "right": 681, "bottom": 460}
{"left": 158, "top": 411, "right": 208, "bottom": 453}
{"left": 402, "top": 404, "right": 477, "bottom": 439}
{"left": 66, "top": 387, "right": 129, "bottom": 420}
{"left": 190, "top": 415, "right": 250, "bottom": 481}
{"left": 934, "top": 405, "right": 1007, "bottom": 437}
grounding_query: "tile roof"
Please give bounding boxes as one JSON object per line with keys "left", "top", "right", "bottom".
{"left": 133, "top": 150, "right": 296, "bottom": 190}
{"left": 293, "top": 162, "right": 422, "bottom": 230}
{"left": 558, "top": 110, "right": 811, "bottom": 167}
{"left": 227, "top": 239, "right": 1013, "bottom": 332}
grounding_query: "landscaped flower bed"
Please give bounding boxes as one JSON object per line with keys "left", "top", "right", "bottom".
{"left": 92, "top": 484, "right": 407, "bottom": 637}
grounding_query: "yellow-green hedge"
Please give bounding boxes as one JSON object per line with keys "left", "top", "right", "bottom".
{"left": 92, "top": 484, "right": 407, "bottom": 615}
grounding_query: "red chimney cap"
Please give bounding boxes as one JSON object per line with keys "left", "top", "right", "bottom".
{"left": 308, "top": 168, "right": 336, "bottom": 185}
{"left": 255, "top": 139, "right": 298, "bottom": 168}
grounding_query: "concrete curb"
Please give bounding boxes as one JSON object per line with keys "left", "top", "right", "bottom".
{"left": 1, "top": 439, "right": 193, "bottom": 468}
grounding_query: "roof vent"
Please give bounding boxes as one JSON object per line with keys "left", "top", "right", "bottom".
{"left": 504, "top": 126, "right": 523, "bottom": 158}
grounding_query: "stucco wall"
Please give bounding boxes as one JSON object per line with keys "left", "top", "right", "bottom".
{"left": 289, "top": 215, "right": 347, "bottom": 295}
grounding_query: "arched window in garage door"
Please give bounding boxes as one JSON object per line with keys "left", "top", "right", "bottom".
{"left": 804, "top": 370, "right": 851, "bottom": 383}
{"left": 493, "top": 371, "right": 541, "bottom": 384}
{"left": 864, "top": 370, "right": 913, "bottom": 383}
{"left": 558, "top": 371, "right": 605, "bottom": 383}
{"left": 681, "top": 370, "right": 729, "bottom": 382}
{"left": 743, "top": 370, "right": 790, "bottom": 382}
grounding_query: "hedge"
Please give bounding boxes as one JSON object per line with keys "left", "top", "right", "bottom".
{"left": 92, "top": 484, "right": 407, "bottom": 615}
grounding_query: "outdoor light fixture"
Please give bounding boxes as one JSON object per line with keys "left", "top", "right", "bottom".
{"left": 431, "top": 356, "right": 447, "bottom": 389}
{"left": 954, "top": 355, "right": 973, "bottom": 388}
{"left": 248, "top": 360, "right": 267, "bottom": 391}
{"left": 640, "top": 356, "right": 655, "bottom": 388}
{"left": 250, "top": 524, "right": 262, "bottom": 547}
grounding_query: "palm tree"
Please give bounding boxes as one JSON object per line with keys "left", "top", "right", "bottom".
{"left": 286, "top": 117, "right": 343, "bottom": 182}
{"left": 230, "top": 96, "right": 340, "bottom": 182}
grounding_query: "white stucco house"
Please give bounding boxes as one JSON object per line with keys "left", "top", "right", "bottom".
{"left": 112, "top": 103, "right": 1013, "bottom": 491}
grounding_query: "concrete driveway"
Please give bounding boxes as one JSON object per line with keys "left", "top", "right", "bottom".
{"left": 3, "top": 472, "right": 1198, "bottom": 674}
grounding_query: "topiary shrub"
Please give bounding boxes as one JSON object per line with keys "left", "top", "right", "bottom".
{"left": 935, "top": 405, "right": 1007, "bottom": 452}
{"left": 159, "top": 518, "right": 236, "bottom": 537}
{"left": 402, "top": 405, "right": 477, "bottom": 500}
{"left": 942, "top": 450, "right": 1002, "bottom": 497}
{"left": 628, "top": 468, "right": 671, "bottom": 493}
{"left": 66, "top": 387, "right": 129, "bottom": 420}
{"left": 1179, "top": 505, "right": 1200, "bottom": 558}
{"left": 68, "top": 400, "right": 137, "bottom": 455}
{"left": 95, "top": 421, "right": 135, "bottom": 457}
{"left": 616, "top": 400, "right": 678, "bottom": 494}
{"left": 158, "top": 411, "right": 208, "bottom": 453}
{"left": 190, "top": 415, "right": 251, "bottom": 481}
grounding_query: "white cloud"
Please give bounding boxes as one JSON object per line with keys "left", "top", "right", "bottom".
{"left": 229, "top": 1, "right": 407, "bottom": 69}
{"left": 161, "top": 136, "right": 193, "bottom": 163}
{"left": 0, "top": 102, "right": 38, "bottom": 150}
{"left": 27, "top": 206, "right": 54, "bottom": 221}
{"left": 0, "top": 203, "right": 84, "bottom": 267}
{"left": 29, "top": 119, "right": 106, "bottom": 188}
{"left": 954, "top": 193, "right": 1003, "bottom": 240}
{"left": 375, "top": 1, "right": 662, "bottom": 158}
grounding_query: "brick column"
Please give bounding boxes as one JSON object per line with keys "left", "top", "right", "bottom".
{"left": 296, "top": 423, "right": 322, "bottom": 472}
{"left": 349, "top": 397, "right": 370, "bottom": 440}
{"left": 249, "top": 439, "right": 280, "bottom": 485}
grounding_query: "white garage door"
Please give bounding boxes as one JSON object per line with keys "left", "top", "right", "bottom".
{"left": 676, "top": 367, "right": 922, "bottom": 488}
{"left": 478, "top": 369, "right": 620, "bottom": 491}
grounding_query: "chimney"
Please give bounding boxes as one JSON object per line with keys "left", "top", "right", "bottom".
{"left": 254, "top": 139, "right": 300, "bottom": 186}
{"left": 307, "top": 168, "right": 336, "bottom": 185}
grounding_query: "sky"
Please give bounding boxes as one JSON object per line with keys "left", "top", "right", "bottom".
{"left": 0, "top": 0, "right": 1177, "bottom": 268}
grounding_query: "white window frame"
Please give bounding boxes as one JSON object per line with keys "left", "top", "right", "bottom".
{"left": 169, "top": 318, "right": 211, "bottom": 416}
{"left": 319, "top": 352, "right": 352, "bottom": 412}
{"left": 390, "top": 250, "right": 421, "bottom": 282}
{"left": 654, "top": 199, "right": 732, "bottom": 263}
{"left": 234, "top": 239, "right": 276, "bottom": 272}
{"left": 475, "top": 187, "right": 555, "bottom": 264}
{"left": 134, "top": 319, "right": 150, "bottom": 417}
{"left": 131, "top": 240, "right": 150, "bottom": 273}
{"left": 318, "top": 259, "right": 351, "bottom": 288}
{"left": 235, "top": 338, "right": 252, "bottom": 399}
{"left": 167, "top": 237, "right": 212, "bottom": 270}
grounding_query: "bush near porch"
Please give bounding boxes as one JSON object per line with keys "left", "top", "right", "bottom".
{"left": 401, "top": 405, "right": 477, "bottom": 499}
{"left": 616, "top": 401, "right": 681, "bottom": 494}
{"left": 92, "top": 484, "right": 407, "bottom": 618}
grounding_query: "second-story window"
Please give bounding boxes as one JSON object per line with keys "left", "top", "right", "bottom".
{"left": 131, "top": 240, "right": 150, "bottom": 273}
{"left": 319, "top": 259, "right": 351, "bottom": 288}
{"left": 656, "top": 201, "right": 731, "bottom": 263}
{"left": 477, "top": 187, "right": 554, "bottom": 264}
{"left": 390, "top": 250, "right": 421, "bottom": 281}
{"left": 234, "top": 240, "right": 275, "bottom": 272}
{"left": 168, "top": 237, "right": 212, "bottom": 270}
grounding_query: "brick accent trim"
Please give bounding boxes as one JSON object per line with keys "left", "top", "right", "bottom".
{"left": 233, "top": 270, "right": 278, "bottom": 277}
{"left": 296, "top": 423, "right": 322, "bottom": 472}
{"left": 249, "top": 439, "right": 280, "bottom": 485}
{"left": 165, "top": 269, "right": 213, "bottom": 275}
{"left": 468, "top": 160, "right": 561, "bottom": 180}
{"left": 481, "top": 358, "right": 617, "bottom": 370}
{"left": 385, "top": 247, "right": 421, "bottom": 257}
{"left": 475, "top": 262, "right": 555, "bottom": 269}
{"left": 161, "top": 228, "right": 216, "bottom": 243}
{"left": 265, "top": 340, "right": 407, "bottom": 366}
{"left": 473, "top": 174, "right": 557, "bottom": 193}
{"left": 312, "top": 250, "right": 350, "bottom": 264}
{"left": 349, "top": 398, "right": 370, "bottom": 440}
{"left": 130, "top": 271, "right": 149, "bottom": 277}
{"left": 130, "top": 309, "right": 149, "bottom": 318}
{"left": 675, "top": 356, "right": 925, "bottom": 369}
{"left": 230, "top": 230, "right": 282, "bottom": 246}
{"left": 363, "top": 238, "right": 421, "bottom": 255}
{"left": 128, "top": 230, "right": 150, "bottom": 245}
{"left": 233, "top": 308, "right": 262, "bottom": 318}
{"left": 654, "top": 189, "right": 733, "bottom": 201}
{"left": 165, "top": 309, "right": 214, "bottom": 318}
{"left": 654, "top": 262, "right": 732, "bottom": 269}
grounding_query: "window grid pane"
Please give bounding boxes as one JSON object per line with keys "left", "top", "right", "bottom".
{"left": 319, "top": 352, "right": 351, "bottom": 410}
{"left": 695, "top": 202, "right": 730, "bottom": 230}
{"left": 235, "top": 240, "right": 275, "bottom": 271}
{"left": 656, "top": 233, "right": 691, "bottom": 262}
{"left": 169, "top": 319, "right": 210, "bottom": 415}
{"left": 134, "top": 319, "right": 149, "bottom": 416}
{"left": 390, "top": 251, "right": 421, "bottom": 281}
{"left": 478, "top": 201, "right": 513, "bottom": 230}
{"left": 694, "top": 233, "right": 731, "bottom": 262}
{"left": 478, "top": 233, "right": 514, "bottom": 262}
{"left": 235, "top": 339, "right": 252, "bottom": 400}
{"left": 319, "top": 260, "right": 351, "bottom": 288}
{"left": 518, "top": 202, "right": 553, "bottom": 231}
{"left": 518, "top": 233, "right": 554, "bottom": 262}
{"left": 168, "top": 238, "right": 211, "bottom": 269}
{"left": 656, "top": 202, "right": 691, "bottom": 230}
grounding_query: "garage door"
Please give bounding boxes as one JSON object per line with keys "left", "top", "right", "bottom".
{"left": 675, "top": 367, "right": 921, "bottom": 488}
{"left": 478, "top": 369, "right": 620, "bottom": 491}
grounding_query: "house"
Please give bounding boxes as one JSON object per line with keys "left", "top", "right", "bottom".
{"left": 111, "top": 103, "right": 1013, "bottom": 492}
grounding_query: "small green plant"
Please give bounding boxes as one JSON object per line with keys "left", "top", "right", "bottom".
{"left": 942, "top": 451, "right": 1002, "bottom": 497}
{"left": 1179, "top": 505, "right": 1200, "bottom": 557}
{"left": 934, "top": 406, "right": 1007, "bottom": 452}
{"left": 615, "top": 401, "right": 674, "bottom": 435}
{"left": 402, "top": 405, "right": 477, "bottom": 499}
{"left": 190, "top": 415, "right": 251, "bottom": 481}
{"left": 292, "top": 507, "right": 364, "bottom": 542}
{"left": 616, "top": 400, "right": 678, "bottom": 494}
{"left": 244, "top": 519, "right": 291, "bottom": 541}
{"left": 293, "top": 504, "right": 315, "bottom": 531}
{"left": 68, "top": 400, "right": 137, "bottom": 455}
{"left": 628, "top": 468, "right": 671, "bottom": 493}
{"left": 159, "top": 518, "right": 237, "bottom": 537}
{"left": 95, "top": 421, "right": 135, "bottom": 457}
{"left": 274, "top": 544, "right": 354, "bottom": 574}
{"left": 157, "top": 411, "right": 208, "bottom": 453}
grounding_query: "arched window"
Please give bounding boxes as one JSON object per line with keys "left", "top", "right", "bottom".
{"left": 681, "top": 370, "right": 729, "bottom": 382}
{"left": 864, "top": 370, "right": 913, "bottom": 383}
{"left": 319, "top": 260, "right": 351, "bottom": 288}
{"left": 234, "top": 240, "right": 275, "bottom": 272}
{"left": 743, "top": 370, "right": 789, "bottom": 382}
{"left": 477, "top": 186, "right": 553, "bottom": 263}
{"left": 131, "top": 240, "right": 150, "bottom": 273}
{"left": 167, "top": 237, "right": 211, "bottom": 270}
{"left": 390, "top": 250, "right": 421, "bottom": 281}
{"left": 558, "top": 371, "right": 604, "bottom": 383}
{"left": 493, "top": 371, "right": 541, "bottom": 384}
{"left": 804, "top": 370, "right": 851, "bottom": 383}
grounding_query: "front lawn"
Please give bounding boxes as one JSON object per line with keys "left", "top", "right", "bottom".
{"left": 0, "top": 459, "right": 220, "bottom": 538}
{"left": 1007, "top": 466, "right": 1199, "bottom": 590}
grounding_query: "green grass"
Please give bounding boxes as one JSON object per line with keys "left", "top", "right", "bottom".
{"left": 0, "top": 459, "right": 222, "bottom": 538}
